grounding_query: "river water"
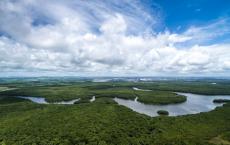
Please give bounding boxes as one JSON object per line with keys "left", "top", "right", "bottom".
{"left": 114, "top": 92, "right": 230, "bottom": 117}
{"left": 18, "top": 96, "right": 80, "bottom": 105}
{"left": 17, "top": 88, "right": 230, "bottom": 117}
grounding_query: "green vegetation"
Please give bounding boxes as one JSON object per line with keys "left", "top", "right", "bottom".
{"left": 94, "top": 97, "right": 117, "bottom": 104}
{"left": 0, "top": 84, "right": 187, "bottom": 105}
{"left": 0, "top": 96, "right": 28, "bottom": 105}
{"left": 93, "top": 87, "right": 136, "bottom": 100}
{"left": 0, "top": 79, "right": 230, "bottom": 144}
{"left": 0, "top": 95, "right": 230, "bottom": 144}
{"left": 209, "top": 135, "right": 230, "bottom": 145}
{"left": 74, "top": 98, "right": 90, "bottom": 104}
{"left": 0, "top": 87, "right": 15, "bottom": 92}
{"left": 213, "top": 99, "right": 230, "bottom": 103}
{"left": 133, "top": 81, "right": 230, "bottom": 95}
{"left": 134, "top": 90, "right": 186, "bottom": 104}
{"left": 223, "top": 132, "right": 230, "bottom": 141}
{"left": 0, "top": 85, "right": 93, "bottom": 102}
{"left": 157, "top": 110, "right": 169, "bottom": 116}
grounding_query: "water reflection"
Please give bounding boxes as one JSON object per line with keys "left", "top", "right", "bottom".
{"left": 90, "top": 96, "right": 96, "bottom": 102}
{"left": 114, "top": 92, "right": 230, "bottom": 117}
{"left": 18, "top": 96, "right": 80, "bottom": 105}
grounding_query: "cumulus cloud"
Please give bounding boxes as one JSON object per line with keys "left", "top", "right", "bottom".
{"left": 0, "top": 0, "right": 230, "bottom": 76}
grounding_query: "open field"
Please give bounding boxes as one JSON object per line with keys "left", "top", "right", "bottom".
{"left": 0, "top": 87, "right": 15, "bottom": 92}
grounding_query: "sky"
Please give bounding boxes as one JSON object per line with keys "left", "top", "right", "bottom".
{"left": 0, "top": 0, "right": 230, "bottom": 77}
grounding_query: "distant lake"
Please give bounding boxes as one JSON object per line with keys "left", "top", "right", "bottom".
{"left": 17, "top": 95, "right": 96, "bottom": 104}
{"left": 114, "top": 92, "right": 230, "bottom": 117}
{"left": 18, "top": 96, "right": 80, "bottom": 105}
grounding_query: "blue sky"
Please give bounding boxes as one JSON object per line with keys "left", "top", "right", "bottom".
{"left": 0, "top": 0, "right": 230, "bottom": 77}
{"left": 154, "top": 0, "right": 230, "bottom": 31}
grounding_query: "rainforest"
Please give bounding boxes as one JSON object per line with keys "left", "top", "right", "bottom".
{"left": 0, "top": 77, "right": 230, "bottom": 145}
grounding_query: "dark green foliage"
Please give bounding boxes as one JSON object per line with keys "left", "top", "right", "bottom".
{"left": 213, "top": 99, "right": 230, "bottom": 103}
{"left": 157, "top": 110, "right": 169, "bottom": 116}
{"left": 74, "top": 98, "right": 91, "bottom": 104}
{"left": 0, "top": 80, "right": 230, "bottom": 144}
{"left": 145, "top": 81, "right": 230, "bottom": 95}
{"left": 0, "top": 98, "right": 230, "bottom": 144}
{"left": 0, "top": 85, "right": 93, "bottom": 102}
{"left": 94, "top": 97, "right": 117, "bottom": 104}
{"left": 0, "top": 96, "right": 28, "bottom": 104}
{"left": 0, "top": 84, "right": 187, "bottom": 105}
{"left": 222, "top": 131, "right": 230, "bottom": 141}
{"left": 0, "top": 101, "right": 155, "bottom": 145}
{"left": 135, "top": 90, "right": 187, "bottom": 104}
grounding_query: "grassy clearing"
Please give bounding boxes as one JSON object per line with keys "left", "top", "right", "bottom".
{"left": 0, "top": 87, "right": 15, "bottom": 92}
{"left": 209, "top": 136, "right": 230, "bottom": 145}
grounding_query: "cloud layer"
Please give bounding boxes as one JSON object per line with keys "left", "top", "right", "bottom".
{"left": 0, "top": 0, "right": 230, "bottom": 76}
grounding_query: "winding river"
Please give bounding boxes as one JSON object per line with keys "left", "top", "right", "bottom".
{"left": 18, "top": 96, "right": 80, "bottom": 105}
{"left": 114, "top": 90, "right": 230, "bottom": 117}
{"left": 18, "top": 87, "right": 230, "bottom": 117}
{"left": 18, "top": 95, "right": 97, "bottom": 105}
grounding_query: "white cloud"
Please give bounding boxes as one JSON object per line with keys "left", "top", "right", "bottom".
{"left": 183, "top": 18, "right": 230, "bottom": 43}
{"left": 100, "top": 14, "right": 127, "bottom": 34}
{"left": 0, "top": 0, "right": 230, "bottom": 76}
